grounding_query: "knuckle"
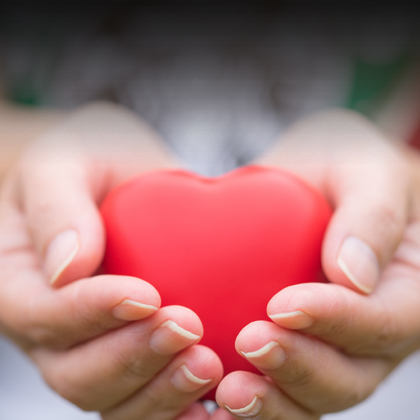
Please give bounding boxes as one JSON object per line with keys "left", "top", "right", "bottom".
{"left": 374, "top": 204, "right": 404, "bottom": 241}
{"left": 340, "top": 363, "right": 386, "bottom": 409}
{"left": 288, "top": 368, "right": 315, "bottom": 389}
{"left": 27, "top": 327, "right": 72, "bottom": 350}
{"left": 24, "top": 305, "right": 69, "bottom": 349}
{"left": 71, "top": 283, "right": 108, "bottom": 333}
{"left": 113, "top": 347, "right": 157, "bottom": 383}
{"left": 339, "top": 382, "right": 371, "bottom": 409}
{"left": 43, "top": 367, "right": 96, "bottom": 411}
{"left": 280, "top": 349, "right": 318, "bottom": 389}
{"left": 350, "top": 302, "right": 398, "bottom": 355}
{"left": 368, "top": 304, "right": 398, "bottom": 353}
{"left": 324, "top": 319, "right": 349, "bottom": 339}
{"left": 315, "top": 286, "right": 354, "bottom": 338}
{"left": 142, "top": 385, "right": 181, "bottom": 415}
{"left": 23, "top": 303, "right": 55, "bottom": 346}
{"left": 27, "top": 325, "right": 60, "bottom": 347}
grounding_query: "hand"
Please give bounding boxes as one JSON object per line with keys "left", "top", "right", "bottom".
{"left": 0, "top": 102, "right": 223, "bottom": 419}
{"left": 214, "top": 110, "right": 420, "bottom": 419}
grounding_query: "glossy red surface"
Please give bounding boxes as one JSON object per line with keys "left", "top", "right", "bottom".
{"left": 101, "top": 165, "right": 332, "bottom": 399}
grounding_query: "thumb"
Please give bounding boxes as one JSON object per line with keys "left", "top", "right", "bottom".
{"left": 19, "top": 146, "right": 105, "bottom": 287}
{"left": 322, "top": 145, "right": 410, "bottom": 294}
{"left": 17, "top": 102, "right": 178, "bottom": 288}
{"left": 258, "top": 109, "right": 411, "bottom": 294}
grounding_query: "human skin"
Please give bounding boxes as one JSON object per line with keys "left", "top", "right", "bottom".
{"left": 1, "top": 103, "right": 420, "bottom": 419}
{"left": 0, "top": 100, "right": 67, "bottom": 179}
{"left": 0, "top": 102, "right": 224, "bottom": 419}
{"left": 214, "top": 110, "right": 420, "bottom": 419}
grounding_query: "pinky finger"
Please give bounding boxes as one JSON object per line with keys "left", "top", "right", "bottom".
{"left": 210, "top": 409, "right": 236, "bottom": 420}
{"left": 102, "top": 345, "right": 223, "bottom": 420}
{"left": 176, "top": 402, "right": 210, "bottom": 420}
{"left": 216, "top": 371, "right": 319, "bottom": 420}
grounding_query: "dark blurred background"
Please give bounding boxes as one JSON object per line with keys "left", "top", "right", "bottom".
{"left": 1, "top": 1, "right": 420, "bottom": 420}
{"left": 0, "top": 0, "right": 419, "bottom": 174}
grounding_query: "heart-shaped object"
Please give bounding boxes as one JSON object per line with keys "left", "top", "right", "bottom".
{"left": 101, "top": 165, "right": 331, "bottom": 396}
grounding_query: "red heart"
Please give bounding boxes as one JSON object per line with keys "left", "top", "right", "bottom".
{"left": 101, "top": 165, "right": 331, "bottom": 398}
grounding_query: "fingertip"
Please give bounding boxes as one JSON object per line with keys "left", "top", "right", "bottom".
{"left": 210, "top": 409, "right": 236, "bottom": 420}
{"left": 146, "top": 306, "right": 204, "bottom": 356}
{"left": 47, "top": 210, "right": 105, "bottom": 287}
{"left": 236, "top": 322, "right": 287, "bottom": 371}
{"left": 335, "top": 236, "right": 379, "bottom": 294}
{"left": 235, "top": 321, "right": 277, "bottom": 354}
{"left": 177, "top": 345, "right": 224, "bottom": 386}
{"left": 323, "top": 226, "right": 380, "bottom": 295}
{"left": 71, "top": 274, "right": 162, "bottom": 322}
{"left": 266, "top": 283, "right": 330, "bottom": 329}
{"left": 268, "top": 310, "right": 314, "bottom": 329}
{"left": 107, "top": 275, "right": 162, "bottom": 321}
{"left": 321, "top": 161, "right": 409, "bottom": 294}
{"left": 157, "top": 305, "right": 204, "bottom": 339}
{"left": 267, "top": 283, "right": 311, "bottom": 313}
{"left": 216, "top": 372, "right": 267, "bottom": 416}
{"left": 175, "top": 402, "right": 211, "bottom": 420}
{"left": 266, "top": 282, "right": 363, "bottom": 337}
{"left": 46, "top": 229, "right": 81, "bottom": 286}
{"left": 20, "top": 154, "right": 107, "bottom": 288}
{"left": 111, "top": 299, "right": 159, "bottom": 321}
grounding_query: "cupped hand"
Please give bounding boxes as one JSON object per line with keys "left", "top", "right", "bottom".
{"left": 215, "top": 109, "right": 420, "bottom": 419}
{"left": 0, "top": 102, "right": 223, "bottom": 419}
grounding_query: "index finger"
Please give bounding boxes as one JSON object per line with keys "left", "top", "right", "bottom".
{"left": 267, "top": 274, "right": 420, "bottom": 357}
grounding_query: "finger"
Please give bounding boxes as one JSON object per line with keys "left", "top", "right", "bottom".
{"left": 18, "top": 142, "right": 106, "bottom": 287}
{"left": 102, "top": 345, "right": 223, "bottom": 420}
{"left": 209, "top": 409, "right": 235, "bottom": 420}
{"left": 18, "top": 102, "right": 177, "bottom": 288}
{"left": 176, "top": 402, "right": 210, "bottom": 420}
{"left": 0, "top": 181, "right": 160, "bottom": 349}
{"left": 32, "top": 306, "right": 203, "bottom": 411}
{"left": 321, "top": 141, "right": 409, "bottom": 294}
{"left": 258, "top": 110, "right": 410, "bottom": 294}
{"left": 20, "top": 275, "right": 161, "bottom": 349}
{"left": 267, "top": 279, "right": 420, "bottom": 357}
{"left": 234, "top": 321, "right": 392, "bottom": 414}
{"left": 216, "top": 371, "right": 318, "bottom": 420}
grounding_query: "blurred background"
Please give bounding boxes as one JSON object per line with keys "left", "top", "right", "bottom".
{"left": 1, "top": 0, "right": 420, "bottom": 174}
{"left": 1, "top": 0, "right": 420, "bottom": 418}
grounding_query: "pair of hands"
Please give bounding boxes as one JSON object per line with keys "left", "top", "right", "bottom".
{"left": 1, "top": 102, "right": 420, "bottom": 420}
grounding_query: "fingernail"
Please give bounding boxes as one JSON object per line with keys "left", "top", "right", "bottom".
{"left": 241, "top": 341, "right": 286, "bottom": 370}
{"left": 149, "top": 320, "right": 200, "bottom": 355}
{"left": 225, "top": 396, "right": 262, "bottom": 418}
{"left": 45, "top": 229, "right": 80, "bottom": 285}
{"left": 112, "top": 299, "right": 158, "bottom": 321}
{"left": 337, "top": 236, "right": 380, "bottom": 294}
{"left": 171, "top": 364, "right": 212, "bottom": 393}
{"left": 269, "top": 310, "right": 314, "bottom": 329}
